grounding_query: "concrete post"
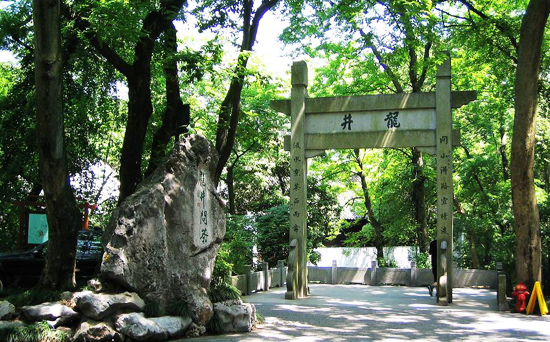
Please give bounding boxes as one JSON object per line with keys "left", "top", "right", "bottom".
{"left": 371, "top": 260, "right": 378, "bottom": 286}
{"left": 410, "top": 261, "right": 417, "bottom": 287}
{"left": 331, "top": 260, "right": 338, "bottom": 284}
{"left": 243, "top": 265, "right": 252, "bottom": 296}
{"left": 278, "top": 260, "right": 285, "bottom": 287}
{"left": 496, "top": 262, "right": 508, "bottom": 311}
{"left": 288, "top": 61, "right": 309, "bottom": 299}
{"left": 436, "top": 53, "right": 453, "bottom": 305}
{"left": 262, "top": 262, "right": 270, "bottom": 291}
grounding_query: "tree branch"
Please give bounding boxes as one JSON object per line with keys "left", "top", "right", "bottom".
{"left": 359, "top": 29, "right": 404, "bottom": 93}
{"left": 456, "top": 0, "right": 519, "bottom": 53}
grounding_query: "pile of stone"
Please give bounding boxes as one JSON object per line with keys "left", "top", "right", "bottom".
{"left": 0, "top": 284, "right": 256, "bottom": 341}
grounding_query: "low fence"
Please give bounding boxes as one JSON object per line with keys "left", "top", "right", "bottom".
{"left": 309, "top": 260, "right": 498, "bottom": 288}
{"left": 232, "top": 260, "right": 502, "bottom": 294}
{"left": 231, "top": 260, "right": 287, "bottom": 296}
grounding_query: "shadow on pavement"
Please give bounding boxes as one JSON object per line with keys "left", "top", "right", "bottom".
{"left": 187, "top": 284, "right": 550, "bottom": 342}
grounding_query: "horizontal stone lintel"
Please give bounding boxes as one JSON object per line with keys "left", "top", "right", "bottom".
{"left": 284, "top": 129, "right": 460, "bottom": 152}
{"left": 271, "top": 91, "right": 476, "bottom": 115}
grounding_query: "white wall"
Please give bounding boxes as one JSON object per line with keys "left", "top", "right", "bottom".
{"left": 311, "top": 247, "right": 377, "bottom": 268}
{"left": 312, "top": 246, "right": 418, "bottom": 268}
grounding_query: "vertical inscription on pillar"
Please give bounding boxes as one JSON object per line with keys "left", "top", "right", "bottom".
{"left": 194, "top": 165, "right": 211, "bottom": 248}
{"left": 436, "top": 55, "right": 453, "bottom": 304}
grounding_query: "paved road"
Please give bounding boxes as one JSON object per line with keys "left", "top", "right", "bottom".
{"left": 186, "top": 284, "right": 550, "bottom": 342}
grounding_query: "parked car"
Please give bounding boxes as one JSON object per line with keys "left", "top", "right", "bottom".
{"left": 0, "top": 230, "right": 103, "bottom": 290}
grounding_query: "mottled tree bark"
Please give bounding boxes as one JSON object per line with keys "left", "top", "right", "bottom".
{"left": 33, "top": 0, "right": 81, "bottom": 290}
{"left": 511, "top": 0, "right": 549, "bottom": 287}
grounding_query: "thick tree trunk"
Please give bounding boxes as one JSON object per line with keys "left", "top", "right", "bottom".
{"left": 119, "top": 71, "right": 153, "bottom": 201}
{"left": 511, "top": 0, "right": 549, "bottom": 287}
{"left": 145, "top": 23, "right": 186, "bottom": 177}
{"left": 33, "top": 0, "right": 81, "bottom": 290}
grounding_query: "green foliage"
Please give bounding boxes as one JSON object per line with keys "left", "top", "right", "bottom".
{"left": 3, "top": 321, "right": 68, "bottom": 342}
{"left": 256, "top": 205, "right": 290, "bottom": 268}
{"left": 378, "top": 257, "right": 398, "bottom": 269}
{"left": 208, "top": 282, "right": 241, "bottom": 303}
{"left": 212, "top": 245, "right": 234, "bottom": 288}
{"left": 412, "top": 251, "right": 430, "bottom": 269}
{"left": 223, "top": 215, "right": 255, "bottom": 275}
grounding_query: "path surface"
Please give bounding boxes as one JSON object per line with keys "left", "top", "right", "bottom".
{"left": 183, "top": 284, "right": 550, "bottom": 342}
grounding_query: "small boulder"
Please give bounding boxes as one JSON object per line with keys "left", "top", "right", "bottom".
{"left": 87, "top": 279, "right": 103, "bottom": 293}
{"left": 21, "top": 302, "right": 80, "bottom": 327}
{"left": 0, "top": 301, "right": 15, "bottom": 320}
{"left": 150, "top": 315, "right": 192, "bottom": 339}
{"left": 73, "top": 320, "right": 124, "bottom": 342}
{"left": 73, "top": 291, "right": 145, "bottom": 320}
{"left": 213, "top": 299, "right": 256, "bottom": 333}
{"left": 185, "top": 322, "right": 206, "bottom": 337}
{"left": 114, "top": 312, "right": 192, "bottom": 342}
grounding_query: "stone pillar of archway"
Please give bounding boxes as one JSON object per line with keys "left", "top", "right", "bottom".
{"left": 436, "top": 54, "right": 453, "bottom": 305}
{"left": 286, "top": 61, "right": 308, "bottom": 299}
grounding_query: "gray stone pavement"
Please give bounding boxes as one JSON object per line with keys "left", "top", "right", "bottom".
{"left": 182, "top": 284, "right": 550, "bottom": 342}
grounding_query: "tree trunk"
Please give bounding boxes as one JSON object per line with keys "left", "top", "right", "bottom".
{"left": 227, "top": 165, "right": 236, "bottom": 215}
{"left": 119, "top": 70, "right": 153, "bottom": 201}
{"left": 468, "top": 233, "right": 481, "bottom": 269}
{"left": 499, "top": 124, "right": 510, "bottom": 181}
{"left": 511, "top": 0, "right": 549, "bottom": 287}
{"left": 33, "top": 0, "right": 81, "bottom": 290}
{"left": 145, "top": 23, "right": 186, "bottom": 177}
{"left": 69, "top": 0, "right": 187, "bottom": 202}
{"left": 354, "top": 149, "right": 384, "bottom": 260}
{"left": 411, "top": 147, "right": 428, "bottom": 253}
{"left": 214, "top": 0, "right": 279, "bottom": 185}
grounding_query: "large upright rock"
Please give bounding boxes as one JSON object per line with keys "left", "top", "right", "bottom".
{"left": 101, "top": 135, "right": 225, "bottom": 325}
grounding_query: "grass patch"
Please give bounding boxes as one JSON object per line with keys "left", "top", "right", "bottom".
{"left": 167, "top": 300, "right": 191, "bottom": 317}
{"left": 143, "top": 299, "right": 164, "bottom": 317}
{"left": 208, "top": 282, "right": 241, "bottom": 303}
{"left": 255, "top": 311, "right": 264, "bottom": 324}
{"left": 3, "top": 321, "right": 68, "bottom": 342}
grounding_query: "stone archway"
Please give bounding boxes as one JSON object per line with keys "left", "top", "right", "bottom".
{"left": 270, "top": 54, "right": 476, "bottom": 305}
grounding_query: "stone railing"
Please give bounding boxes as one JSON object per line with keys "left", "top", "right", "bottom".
{"left": 231, "top": 260, "right": 287, "bottom": 296}
{"left": 308, "top": 260, "right": 499, "bottom": 288}
{"left": 231, "top": 260, "right": 505, "bottom": 298}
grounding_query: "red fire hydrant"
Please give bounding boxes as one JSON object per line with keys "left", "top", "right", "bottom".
{"left": 511, "top": 282, "right": 530, "bottom": 313}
